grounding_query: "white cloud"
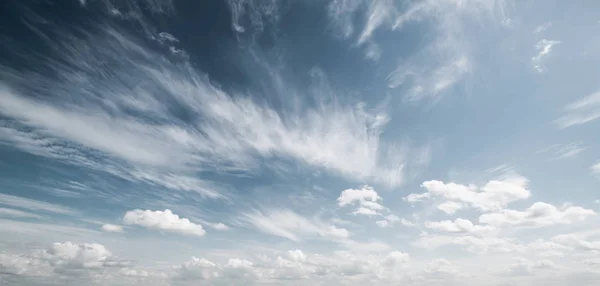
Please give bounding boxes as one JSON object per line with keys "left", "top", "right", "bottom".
{"left": 353, "top": 207, "right": 378, "bottom": 216}
{"left": 174, "top": 257, "right": 221, "bottom": 280}
{"left": 479, "top": 202, "right": 595, "bottom": 228}
{"left": 0, "top": 207, "right": 44, "bottom": 219}
{"left": 593, "top": 163, "right": 600, "bottom": 175}
{"left": 207, "top": 222, "right": 229, "bottom": 231}
{"left": 405, "top": 175, "right": 531, "bottom": 212}
{"left": 376, "top": 215, "right": 412, "bottom": 228}
{"left": 101, "top": 224, "right": 124, "bottom": 233}
{"left": 376, "top": 220, "right": 390, "bottom": 228}
{"left": 0, "top": 241, "right": 129, "bottom": 279}
{"left": 425, "top": 218, "right": 494, "bottom": 234}
{"left": 532, "top": 39, "right": 560, "bottom": 72}
{"left": 338, "top": 185, "right": 386, "bottom": 216}
{"left": 537, "top": 142, "right": 585, "bottom": 160}
{"left": 240, "top": 209, "right": 349, "bottom": 241}
{"left": 123, "top": 209, "right": 206, "bottom": 237}
{"left": 0, "top": 25, "right": 415, "bottom": 188}
{"left": 413, "top": 233, "right": 521, "bottom": 254}
{"left": 500, "top": 258, "right": 560, "bottom": 276}
{"left": 557, "top": 90, "right": 600, "bottom": 128}
{"left": 552, "top": 234, "right": 600, "bottom": 251}
{"left": 389, "top": 55, "right": 471, "bottom": 102}
{"left": 534, "top": 22, "right": 552, "bottom": 33}
{"left": 0, "top": 194, "right": 75, "bottom": 215}
{"left": 356, "top": 0, "right": 398, "bottom": 45}
{"left": 437, "top": 201, "right": 465, "bottom": 214}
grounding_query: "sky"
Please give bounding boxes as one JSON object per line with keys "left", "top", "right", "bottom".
{"left": 0, "top": 0, "right": 599, "bottom": 285}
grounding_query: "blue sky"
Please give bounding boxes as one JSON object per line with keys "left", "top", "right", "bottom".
{"left": 0, "top": 0, "right": 600, "bottom": 285}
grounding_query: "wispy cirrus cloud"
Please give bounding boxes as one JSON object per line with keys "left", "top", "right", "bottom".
{"left": 239, "top": 208, "right": 349, "bottom": 242}
{"left": 0, "top": 25, "right": 414, "bottom": 188}
{"left": 327, "top": 0, "right": 509, "bottom": 102}
{"left": 0, "top": 194, "right": 75, "bottom": 215}
{"left": 532, "top": 39, "right": 560, "bottom": 72}
{"left": 556, "top": 90, "right": 600, "bottom": 128}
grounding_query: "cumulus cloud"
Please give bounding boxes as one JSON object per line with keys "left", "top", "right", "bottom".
{"left": 425, "top": 218, "right": 494, "bottom": 235}
{"left": 405, "top": 175, "right": 531, "bottom": 212}
{"left": 479, "top": 202, "right": 596, "bottom": 227}
{"left": 0, "top": 242, "right": 129, "bottom": 279}
{"left": 552, "top": 234, "right": 600, "bottom": 251}
{"left": 500, "top": 258, "right": 560, "bottom": 276}
{"left": 479, "top": 202, "right": 595, "bottom": 228}
{"left": 101, "top": 224, "right": 124, "bottom": 233}
{"left": 338, "top": 185, "right": 386, "bottom": 216}
{"left": 532, "top": 39, "right": 560, "bottom": 72}
{"left": 122, "top": 209, "right": 206, "bottom": 237}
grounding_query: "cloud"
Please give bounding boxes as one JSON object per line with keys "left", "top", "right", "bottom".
{"left": 356, "top": 0, "right": 398, "bottom": 45}
{"left": 532, "top": 39, "right": 560, "bottom": 72}
{"left": 240, "top": 209, "right": 349, "bottom": 241}
{"left": 413, "top": 233, "right": 520, "bottom": 254}
{"left": 437, "top": 201, "right": 465, "bottom": 214}
{"left": 0, "top": 25, "right": 413, "bottom": 187}
{"left": 405, "top": 175, "right": 531, "bottom": 212}
{"left": 376, "top": 215, "right": 411, "bottom": 228}
{"left": 552, "top": 234, "right": 600, "bottom": 251}
{"left": 425, "top": 218, "right": 494, "bottom": 234}
{"left": 537, "top": 142, "right": 585, "bottom": 160}
{"left": 0, "top": 207, "right": 44, "bottom": 219}
{"left": 101, "top": 224, "right": 124, "bottom": 233}
{"left": 0, "top": 194, "right": 75, "bottom": 215}
{"left": 0, "top": 241, "right": 129, "bottom": 278}
{"left": 500, "top": 258, "right": 560, "bottom": 276}
{"left": 594, "top": 162, "right": 600, "bottom": 175}
{"left": 534, "top": 22, "right": 552, "bottom": 33}
{"left": 479, "top": 202, "right": 595, "bottom": 228}
{"left": 122, "top": 209, "right": 206, "bottom": 237}
{"left": 388, "top": 55, "right": 471, "bottom": 102}
{"left": 338, "top": 185, "right": 386, "bottom": 216}
{"left": 556, "top": 90, "right": 600, "bottom": 128}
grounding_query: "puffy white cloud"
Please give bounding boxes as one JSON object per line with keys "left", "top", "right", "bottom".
{"left": 500, "top": 258, "right": 560, "bottom": 276}
{"left": 532, "top": 39, "right": 560, "bottom": 72}
{"left": 425, "top": 218, "right": 494, "bottom": 234}
{"left": 240, "top": 209, "right": 349, "bottom": 241}
{"left": 338, "top": 185, "right": 381, "bottom": 206}
{"left": 175, "top": 257, "right": 221, "bottom": 280}
{"left": 437, "top": 201, "right": 465, "bottom": 214}
{"left": 338, "top": 185, "right": 386, "bottom": 216}
{"left": 122, "top": 209, "right": 206, "bottom": 237}
{"left": 101, "top": 224, "right": 124, "bottom": 233}
{"left": 376, "top": 220, "right": 390, "bottom": 228}
{"left": 594, "top": 162, "right": 600, "bottom": 175}
{"left": 413, "top": 233, "right": 520, "bottom": 254}
{"left": 479, "top": 202, "right": 595, "bottom": 228}
{"left": 0, "top": 241, "right": 129, "bottom": 279}
{"left": 552, "top": 234, "right": 600, "bottom": 251}
{"left": 377, "top": 215, "right": 412, "bottom": 228}
{"left": 405, "top": 175, "right": 530, "bottom": 212}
